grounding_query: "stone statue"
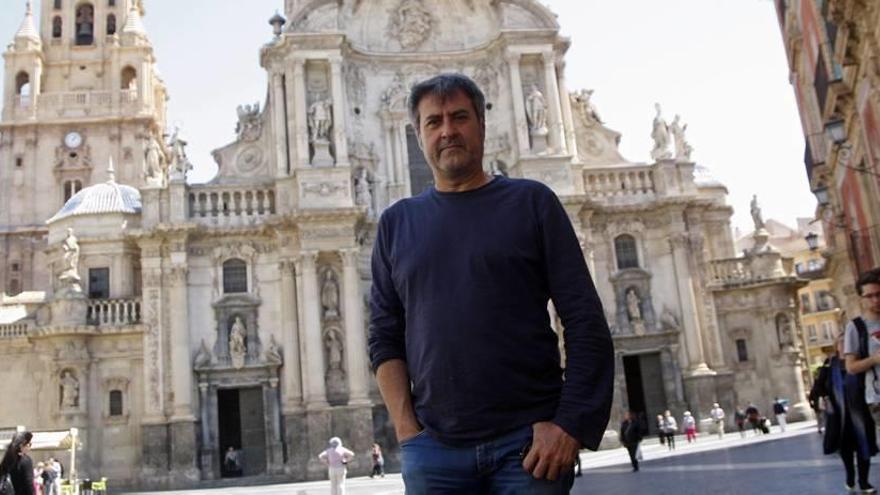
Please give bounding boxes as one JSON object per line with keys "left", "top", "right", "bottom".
{"left": 572, "top": 89, "right": 602, "bottom": 125}
{"left": 382, "top": 74, "right": 408, "bottom": 111}
{"left": 308, "top": 98, "right": 333, "bottom": 143}
{"left": 265, "top": 334, "right": 283, "bottom": 365}
{"left": 235, "top": 102, "right": 262, "bottom": 142}
{"left": 194, "top": 339, "right": 212, "bottom": 368}
{"left": 650, "top": 103, "right": 672, "bottom": 160}
{"left": 750, "top": 194, "right": 765, "bottom": 231}
{"left": 670, "top": 114, "right": 692, "bottom": 161}
{"left": 776, "top": 314, "right": 794, "bottom": 348}
{"left": 167, "top": 126, "right": 193, "bottom": 175}
{"left": 229, "top": 316, "right": 247, "bottom": 369}
{"left": 60, "top": 228, "right": 81, "bottom": 283}
{"left": 526, "top": 85, "right": 548, "bottom": 132}
{"left": 626, "top": 288, "right": 642, "bottom": 322}
{"left": 390, "top": 0, "right": 433, "bottom": 50}
{"left": 660, "top": 307, "right": 680, "bottom": 331}
{"left": 321, "top": 268, "right": 340, "bottom": 318}
{"left": 143, "top": 135, "right": 165, "bottom": 182}
{"left": 354, "top": 167, "right": 373, "bottom": 215}
{"left": 60, "top": 370, "right": 79, "bottom": 408}
{"left": 325, "top": 330, "right": 343, "bottom": 371}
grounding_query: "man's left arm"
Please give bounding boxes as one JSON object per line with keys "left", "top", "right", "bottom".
{"left": 523, "top": 190, "right": 614, "bottom": 480}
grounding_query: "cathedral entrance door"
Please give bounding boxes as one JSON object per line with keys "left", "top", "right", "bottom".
{"left": 623, "top": 353, "right": 667, "bottom": 434}
{"left": 217, "top": 387, "right": 267, "bottom": 477}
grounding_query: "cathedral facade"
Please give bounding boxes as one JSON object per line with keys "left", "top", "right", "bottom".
{"left": 0, "top": 0, "right": 810, "bottom": 489}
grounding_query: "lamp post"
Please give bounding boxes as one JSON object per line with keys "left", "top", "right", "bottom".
{"left": 825, "top": 117, "right": 847, "bottom": 144}
{"left": 812, "top": 185, "right": 829, "bottom": 206}
{"left": 805, "top": 231, "right": 819, "bottom": 251}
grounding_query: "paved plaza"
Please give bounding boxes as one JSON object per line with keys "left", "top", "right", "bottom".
{"left": 119, "top": 420, "right": 857, "bottom": 494}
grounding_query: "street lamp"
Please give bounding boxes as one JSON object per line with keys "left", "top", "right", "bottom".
{"left": 805, "top": 231, "right": 819, "bottom": 250}
{"left": 812, "top": 185, "right": 829, "bottom": 206}
{"left": 268, "top": 11, "right": 286, "bottom": 37}
{"left": 825, "top": 117, "right": 847, "bottom": 144}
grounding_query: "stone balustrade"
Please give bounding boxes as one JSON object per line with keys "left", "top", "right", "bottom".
{"left": 188, "top": 185, "right": 276, "bottom": 225}
{"left": 708, "top": 253, "right": 796, "bottom": 287}
{"left": 584, "top": 166, "right": 655, "bottom": 201}
{"left": 5, "top": 90, "right": 140, "bottom": 121}
{"left": 87, "top": 298, "right": 142, "bottom": 326}
{"left": 708, "top": 258, "right": 753, "bottom": 285}
{"left": 0, "top": 323, "right": 29, "bottom": 339}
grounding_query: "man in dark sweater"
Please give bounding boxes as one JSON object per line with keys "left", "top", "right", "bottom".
{"left": 368, "top": 73, "right": 614, "bottom": 493}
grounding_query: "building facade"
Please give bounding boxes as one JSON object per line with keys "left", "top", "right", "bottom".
{"left": 1, "top": 0, "right": 810, "bottom": 489}
{"left": 775, "top": 0, "right": 880, "bottom": 317}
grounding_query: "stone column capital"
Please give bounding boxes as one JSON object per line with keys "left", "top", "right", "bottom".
{"left": 298, "top": 250, "right": 318, "bottom": 267}
{"left": 167, "top": 266, "right": 188, "bottom": 286}
{"left": 340, "top": 248, "right": 360, "bottom": 267}
{"left": 541, "top": 49, "right": 557, "bottom": 64}
{"left": 279, "top": 259, "right": 297, "bottom": 275}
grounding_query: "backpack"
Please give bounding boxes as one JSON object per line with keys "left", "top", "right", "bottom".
{"left": 855, "top": 317, "right": 870, "bottom": 393}
{"left": 0, "top": 472, "right": 13, "bottom": 495}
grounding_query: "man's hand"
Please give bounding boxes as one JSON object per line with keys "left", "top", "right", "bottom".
{"left": 522, "top": 421, "right": 580, "bottom": 481}
{"left": 396, "top": 421, "right": 422, "bottom": 444}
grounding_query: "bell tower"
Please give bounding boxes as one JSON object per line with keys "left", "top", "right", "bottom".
{"left": 0, "top": 0, "right": 167, "bottom": 296}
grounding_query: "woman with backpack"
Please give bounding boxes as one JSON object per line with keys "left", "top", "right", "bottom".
{"left": 0, "top": 431, "right": 35, "bottom": 495}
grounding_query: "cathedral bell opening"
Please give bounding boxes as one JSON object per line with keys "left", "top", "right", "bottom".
{"left": 217, "top": 387, "right": 267, "bottom": 477}
{"left": 623, "top": 353, "right": 667, "bottom": 434}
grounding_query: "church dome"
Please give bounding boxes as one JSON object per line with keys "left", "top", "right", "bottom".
{"left": 47, "top": 180, "right": 142, "bottom": 224}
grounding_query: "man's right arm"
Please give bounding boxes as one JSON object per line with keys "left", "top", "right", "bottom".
{"left": 845, "top": 354, "right": 880, "bottom": 374}
{"left": 376, "top": 359, "right": 421, "bottom": 442}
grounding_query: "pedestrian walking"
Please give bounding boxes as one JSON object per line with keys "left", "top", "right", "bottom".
{"left": 745, "top": 403, "right": 764, "bottom": 435}
{"left": 818, "top": 331, "right": 878, "bottom": 493}
{"left": 773, "top": 397, "right": 788, "bottom": 432}
{"left": 662, "top": 410, "right": 677, "bottom": 451}
{"left": 0, "top": 430, "right": 35, "bottom": 495}
{"left": 710, "top": 403, "right": 725, "bottom": 439}
{"left": 368, "top": 73, "right": 615, "bottom": 493}
{"left": 656, "top": 414, "right": 666, "bottom": 445}
{"left": 682, "top": 411, "right": 697, "bottom": 443}
{"left": 318, "top": 437, "right": 354, "bottom": 495}
{"left": 734, "top": 408, "right": 746, "bottom": 438}
{"left": 809, "top": 370, "right": 827, "bottom": 435}
{"left": 620, "top": 411, "right": 644, "bottom": 472}
{"left": 844, "top": 268, "right": 880, "bottom": 427}
{"left": 369, "top": 443, "right": 384, "bottom": 479}
{"left": 39, "top": 459, "right": 55, "bottom": 495}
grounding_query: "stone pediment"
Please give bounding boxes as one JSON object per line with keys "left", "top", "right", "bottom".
{"left": 209, "top": 104, "right": 271, "bottom": 184}
{"left": 289, "top": 0, "right": 558, "bottom": 53}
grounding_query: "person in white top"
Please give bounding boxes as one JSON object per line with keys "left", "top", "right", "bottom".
{"left": 710, "top": 403, "right": 725, "bottom": 439}
{"left": 318, "top": 437, "right": 355, "bottom": 495}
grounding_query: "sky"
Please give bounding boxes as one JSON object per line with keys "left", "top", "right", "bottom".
{"left": 0, "top": 0, "right": 814, "bottom": 234}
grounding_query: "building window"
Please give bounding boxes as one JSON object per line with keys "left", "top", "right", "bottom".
{"left": 88, "top": 267, "right": 110, "bottom": 299}
{"left": 800, "top": 293, "right": 812, "bottom": 313}
{"left": 822, "top": 321, "right": 836, "bottom": 342}
{"left": 64, "top": 180, "right": 83, "bottom": 203}
{"left": 817, "top": 290, "right": 834, "bottom": 311}
{"left": 15, "top": 72, "right": 30, "bottom": 96}
{"left": 795, "top": 262, "right": 804, "bottom": 274}
{"left": 223, "top": 259, "right": 248, "bottom": 294}
{"left": 614, "top": 234, "right": 639, "bottom": 269}
{"left": 54, "top": 0, "right": 62, "bottom": 9}
{"left": 52, "top": 16, "right": 63, "bottom": 38}
{"left": 405, "top": 125, "right": 434, "bottom": 196}
{"left": 75, "top": 4, "right": 95, "bottom": 46}
{"left": 121, "top": 66, "right": 137, "bottom": 91}
{"left": 108, "top": 0, "right": 116, "bottom": 5}
{"left": 7, "top": 279, "right": 20, "bottom": 296}
{"left": 106, "top": 14, "right": 116, "bottom": 36}
{"left": 108, "top": 390, "right": 123, "bottom": 416}
{"left": 807, "top": 324, "right": 817, "bottom": 344}
{"left": 736, "top": 339, "right": 748, "bottom": 362}
{"left": 15, "top": 157, "right": 23, "bottom": 168}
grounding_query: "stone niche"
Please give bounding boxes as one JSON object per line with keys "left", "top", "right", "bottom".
{"left": 610, "top": 268, "right": 656, "bottom": 336}
{"left": 211, "top": 294, "right": 262, "bottom": 368}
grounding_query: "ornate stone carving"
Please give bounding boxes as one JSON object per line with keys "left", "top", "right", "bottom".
{"left": 265, "top": 334, "right": 283, "bottom": 365}
{"left": 167, "top": 125, "right": 193, "bottom": 177}
{"left": 650, "top": 103, "right": 672, "bottom": 161}
{"left": 345, "top": 64, "right": 367, "bottom": 110}
{"left": 670, "top": 114, "right": 693, "bottom": 161}
{"left": 143, "top": 135, "right": 166, "bottom": 185}
{"left": 381, "top": 73, "right": 409, "bottom": 111}
{"left": 60, "top": 369, "right": 80, "bottom": 409}
{"left": 235, "top": 102, "right": 262, "bottom": 142}
{"left": 194, "top": 338, "right": 212, "bottom": 368}
{"left": 388, "top": 0, "right": 433, "bottom": 51}
{"left": 55, "top": 144, "right": 92, "bottom": 170}
{"left": 229, "top": 316, "right": 247, "bottom": 369}
{"left": 660, "top": 306, "right": 681, "bottom": 331}
{"left": 571, "top": 89, "right": 602, "bottom": 126}
{"left": 354, "top": 167, "right": 374, "bottom": 216}
{"left": 235, "top": 145, "right": 264, "bottom": 175}
{"left": 308, "top": 98, "right": 333, "bottom": 143}
{"left": 302, "top": 181, "right": 346, "bottom": 198}
{"left": 526, "top": 85, "right": 548, "bottom": 132}
{"left": 321, "top": 267, "right": 341, "bottom": 318}
{"left": 473, "top": 63, "right": 499, "bottom": 101}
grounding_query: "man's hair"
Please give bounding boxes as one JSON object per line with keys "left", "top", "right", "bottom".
{"left": 857, "top": 267, "right": 880, "bottom": 295}
{"left": 408, "top": 73, "right": 486, "bottom": 133}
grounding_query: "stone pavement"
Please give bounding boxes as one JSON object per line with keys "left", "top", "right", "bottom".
{"left": 120, "top": 421, "right": 821, "bottom": 494}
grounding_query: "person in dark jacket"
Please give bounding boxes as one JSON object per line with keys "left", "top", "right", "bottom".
{"left": 620, "top": 411, "right": 644, "bottom": 472}
{"left": 817, "top": 333, "right": 878, "bottom": 493}
{"left": 0, "top": 431, "right": 35, "bottom": 495}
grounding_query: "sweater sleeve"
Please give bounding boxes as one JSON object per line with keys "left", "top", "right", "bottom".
{"left": 538, "top": 188, "right": 615, "bottom": 450}
{"left": 368, "top": 211, "right": 407, "bottom": 371}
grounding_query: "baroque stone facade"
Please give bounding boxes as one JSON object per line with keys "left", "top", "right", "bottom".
{"left": 0, "top": 0, "right": 810, "bottom": 489}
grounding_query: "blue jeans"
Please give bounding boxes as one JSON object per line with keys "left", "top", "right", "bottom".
{"left": 400, "top": 424, "right": 575, "bottom": 494}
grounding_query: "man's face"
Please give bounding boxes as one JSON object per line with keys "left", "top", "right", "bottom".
{"left": 861, "top": 282, "right": 880, "bottom": 317}
{"left": 416, "top": 89, "right": 484, "bottom": 181}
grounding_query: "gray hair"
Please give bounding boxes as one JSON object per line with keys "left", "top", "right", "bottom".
{"left": 408, "top": 73, "right": 486, "bottom": 133}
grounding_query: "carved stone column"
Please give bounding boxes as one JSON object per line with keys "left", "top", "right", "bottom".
{"left": 279, "top": 259, "right": 303, "bottom": 412}
{"left": 556, "top": 61, "right": 579, "bottom": 160}
{"left": 329, "top": 56, "right": 349, "bottom": 167}
{"left": 139, "top": 241, "right": 165, "bottom": 423}
{"left": 341, "top": 248, "right": 370, "bottom": 405}
{"left": 542, "top": 50, "right": 565, "bottom": 154}
{"left": 299, "top": 251, "right": 328, "bottom": 408}
{"left": 168, "top": 264, "right": 193, "bottom": 420}
{"left": 505, "top": 51, "right": 530, "bottom": 157}
{"left": 290, "top": 57, "right": 309, "bottom": 168}
{"left": 272, "top": 71, "right": 289, "bottom": 176}
{"left": 669, "top": 234, "right": 712, "bottom": 374}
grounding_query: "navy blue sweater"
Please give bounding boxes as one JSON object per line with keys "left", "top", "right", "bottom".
{"left": 368, "top": 176, "right": 614, "bottom": 449}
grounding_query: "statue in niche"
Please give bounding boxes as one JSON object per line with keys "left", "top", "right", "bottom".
{"left": 626, "top": 288, "right": 642, "bottom": 322}
{"left": 354, "top": 167, "right": 373, "bottom": 215}
{"left": 381, "top": 74, "right": 408, "bottom": 111}
{"left": 572, "top": 89, "right": 602, "bottom": 125}
{"left": 321, "top": 269, "right": 340, "bottom": 318}
{"left": 660, "top": 307, "right": 680, "bottom": 331}
{"left": 235, "top": 102, "right": 262, "bottom": 142}
{"left": 325, "top": 330, "right": 343, "bottom": 371}
{"left": 650, "top": 103, "right": 672, "bottom": 160}
{"left": 60, "top": 370, "right": 79, "bottom": 409}
{"left": 670, "top": 114, "right": 693, "bottom": 161}
{"left": 308, "top": 98, "right": 333, "bottom": 143}
{"left": 526, "top": 85, "right": 548, "bottom": 132}
{"left": 59, "top": 228, "right": 82, "bottom": 287}
{"left": 167, "top": 126, "right": 193, "bottom": 176}
{"left": 776, "top": 314, "right": 794, "bottom": 349}
{"left": 229, "top": 316, "right": 247, "bottom": 369}
{"left": 750, "top": 194, "right": 765, "bottom": 231}
{"left": 143, "top": 135, "right": 165, "bottom": 183}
